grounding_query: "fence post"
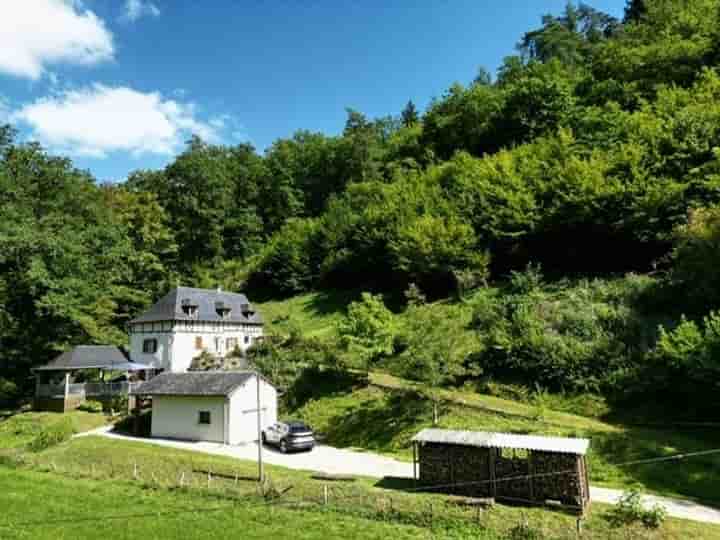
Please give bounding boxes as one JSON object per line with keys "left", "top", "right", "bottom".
{"left": 133, "top": 462, "right": 138, "bottom": 480}
{"left": 179, "top": 471, "right": 185, "bottom": 488}
{"left": 207, "top": 470, "right": 212, "bottom": 489}
{"left": 323, "top": 484, "right": 329, "bottom": 505}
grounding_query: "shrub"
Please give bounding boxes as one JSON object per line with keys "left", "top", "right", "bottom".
{"left": 78, "top": 400, "right": 104, "bottom": 413}
{"left": 507, "top": 518, "right": 544, "bottom": 540}
{"left": 27, "top": 418, "right": 74, "bottom": 452}
{"left": 606, "top": 489, "right": 667, "bottom": 530}
{"left": 0, "top": 378, "right": 19, "bottom": 406}
{"left": 108, "top": 395, "right": 128, "bottom": 414}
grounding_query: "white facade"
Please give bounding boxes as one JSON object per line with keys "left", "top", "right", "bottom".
{"left": 150, "top": 375, "right": 277, "bottom": 445}
{"left": 129, "top": 320, "right": 263, "bottom": 373}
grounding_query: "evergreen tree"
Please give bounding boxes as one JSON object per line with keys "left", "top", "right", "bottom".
{"left": 400, "top": 100, "right": 419, "bottom": 127}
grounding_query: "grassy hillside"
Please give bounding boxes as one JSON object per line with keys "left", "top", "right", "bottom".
{"left": 5, "top": 435, "right": 719, "bottom": 539}
{"left": 287, "top": 371, "right": 720, "bottom": 504}
{"left": 0, "top": 411, "right": 108, "bottom": 451}
{"left": 257, "top": 289, "right": 362, "bottom": 338}
{"left": 0, "top": 467, "right": 440, "bottom": 540}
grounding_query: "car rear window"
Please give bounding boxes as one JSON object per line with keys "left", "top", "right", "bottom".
{"left": 289, "top": 424, "right": 310, "bottom": 433}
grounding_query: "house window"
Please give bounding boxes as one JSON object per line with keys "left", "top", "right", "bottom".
{"left": 214, "top": 337, "right": 221, "bottom": 352}
{"left": 198, "top": 411, "right": 211, "bottom": 425}
{"left": 195, "top": 336, "right": 203, "bottom": 350}
{"left": 142, "top": 339, "right": 158, "bottom": 354}
{"left": 244, "top": 335, "right": 250, "bottom": 344}
{"left": 226, "top": 338, "right": 237, "bottom": 350}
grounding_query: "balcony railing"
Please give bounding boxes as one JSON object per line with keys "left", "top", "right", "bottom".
{"left": 37, "top": 381, "right": 134, "bottom": 398}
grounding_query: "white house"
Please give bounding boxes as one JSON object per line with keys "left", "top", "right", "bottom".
{"left": 132, "top": 371, "right": 277, "bottom": 445}
{"left": 128, "top": 287, "right": 264, "bottom": 373}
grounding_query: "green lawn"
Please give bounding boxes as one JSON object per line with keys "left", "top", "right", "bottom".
{"left": 289, "top": 371, "right": 720, "bottom": 505}
{"left": 0, "top": 467, "right": 444, "bottom": 540}
{"left": 257, "top": 289, "right": 362, "bottom": 338}
{"left": 10, "top": 436, "right": 720, "bottom": 539}
{"left": 0, "top": 410, "right": 109, "bottom": 450}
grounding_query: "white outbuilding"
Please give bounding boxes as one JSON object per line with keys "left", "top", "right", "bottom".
{"left": 132, "top": 371, "right": 277, "bottom": 445}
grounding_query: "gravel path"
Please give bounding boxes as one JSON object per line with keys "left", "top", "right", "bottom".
{"left": 80, "top": 426, "right": 720, "bottom": 525}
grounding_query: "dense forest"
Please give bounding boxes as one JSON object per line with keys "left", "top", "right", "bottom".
{"left": 3, "top": 0, "right": 720, "bottom": 416}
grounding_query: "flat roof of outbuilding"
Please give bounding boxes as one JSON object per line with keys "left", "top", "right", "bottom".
{"left": 412, "top": 428, "right": 589, "bottom": 455}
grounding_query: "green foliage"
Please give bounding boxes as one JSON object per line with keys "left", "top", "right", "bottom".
{"left": 250, "top": 218, "right": 321, "bottom": 296}
{"left": 507, "top": 519, "right": 545, "bottom": 540}
{"left": 338, "top": 293, "right": 395, "bottom": 368}
{"left": 77, "top": 400, "right": 104, "bottom": 413}
{"left": 397, "top": 303, "right": 479, "bottom": 423}
{"left": 672, "top": 206, "right": 720, "bottom": 309}
{"left": 0, "top": 378, "right": 19, "bottom": 406}
{"left": 606, "top": 489, "right": 667, "bottom": 530}
{"left": 27, "top": 417, "right": 74, "bottom": 452}
{"left": 639, "top": 311, "right": 720, "bottom": 414}
{"left": 471, "top": 275, "right": 655, "bottom": 393}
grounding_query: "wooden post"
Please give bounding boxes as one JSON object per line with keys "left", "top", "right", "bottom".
{"left": 489, "top": 448, "right": 497, "bottom": 498}
{"left": 323, "top": 484, "right": 329, "bottom": 505}
{"left": 412, "top": 441, "right": 417, "bottom": 486}
{"left": 528, "top": 451, "right": 535, "bottom": 502}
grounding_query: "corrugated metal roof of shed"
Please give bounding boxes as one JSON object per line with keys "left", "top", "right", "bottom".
{"left": 412, "top": 428, "right": 589, "bottom": 455}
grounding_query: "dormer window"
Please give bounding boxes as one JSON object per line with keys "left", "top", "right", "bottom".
{"left": 240, "top": 303, "right": 254, "bottom": 317}
{"left": 181, "top": 298, "right": 198, "bottom": 318}
{"left": 215, "top": 301, "right": 231, "bottom": 319}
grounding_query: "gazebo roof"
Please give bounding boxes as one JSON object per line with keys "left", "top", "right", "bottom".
{"left": 34, "top": 345, "right": 151, "bottom": 372}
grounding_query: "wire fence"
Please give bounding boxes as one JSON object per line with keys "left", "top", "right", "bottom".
{"left": 2, "top": 445, "right": 719, "bottom": 535}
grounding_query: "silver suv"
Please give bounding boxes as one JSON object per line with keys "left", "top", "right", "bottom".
{"left": 262, "top": 420, "right": 315, "bottom": 453}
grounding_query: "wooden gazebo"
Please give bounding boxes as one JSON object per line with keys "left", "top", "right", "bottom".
{"left": 411, "top": 429, "right": 590, "bottom": 513}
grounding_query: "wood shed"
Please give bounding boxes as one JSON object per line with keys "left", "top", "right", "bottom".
{"left": 411, "top": 429, "right": 590, "bottom": 513}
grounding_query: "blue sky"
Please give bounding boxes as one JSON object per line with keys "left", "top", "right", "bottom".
{"left": 0, "top": 0, "right": 626, "bottom": 182}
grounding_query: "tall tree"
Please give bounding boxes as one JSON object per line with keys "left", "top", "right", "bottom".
{"left": 400, "top": 304, "right": 478, "bottom": 424}
{"left": 400, "top": 100, "right": 419, "bottom": 127}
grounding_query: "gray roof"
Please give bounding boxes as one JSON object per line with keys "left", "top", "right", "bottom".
{"left": 412, "top": 429, "right": 589, "bottom": 455}
{"left": 131, "top": 371, "right": 261, "bottom": 396}
{"left": 130, "top": 287, "right": 262, "bottom": 325}
{"left": 34, "top": 346, "right": 143, "bottom": 371}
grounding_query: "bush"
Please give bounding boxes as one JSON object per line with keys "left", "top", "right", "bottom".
{"left": 606, "top": 489, "right": 667, "bottom": 530}
{"left": 108, "top": 395, "right": 128, "bottom": 414}
{"left": 77, "top": 400, "right": 104, "bottom": 413}
{"left": 507, "top": 518, "right": 544, "bottom": 540}
{"left": 27, "top": 418, "right": 74, "bottom": 452}
{"left": 0, "top": 378, "right": 19, "bottom": 406}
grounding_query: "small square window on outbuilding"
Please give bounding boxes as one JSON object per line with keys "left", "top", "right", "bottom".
{"left": 142, "top": 339, "right": 157, "bottom": 353}
{"left": 198, "top": 411, "right": 211, "bottom": 425}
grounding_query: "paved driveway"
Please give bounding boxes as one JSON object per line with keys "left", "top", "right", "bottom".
{"left": 80, "top": 426, "right": 720, "bottom": 525}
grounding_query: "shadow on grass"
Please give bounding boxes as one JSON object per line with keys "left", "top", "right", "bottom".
{"left": 317, "top": 389, "right": 431, "bottom": 453}
{"left": 285, "top": 368, "right": 367, "bottom": 410}
{"left": 589, "top": 428, "right": 720, "bottom": 506}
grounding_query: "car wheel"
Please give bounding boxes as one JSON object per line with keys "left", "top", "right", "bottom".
{"left": 280, "top": 440, "right": 288, "bottom": 453}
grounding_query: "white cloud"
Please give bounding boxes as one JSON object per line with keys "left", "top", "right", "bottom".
{"left": 0, "top": 0, "right": 114, "bottom": 80}
{"left": 121, "top": 0, "right": 160, "bottom": 22}
{"left": 13, "top": 84, "right": 223, "bottom": 158}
